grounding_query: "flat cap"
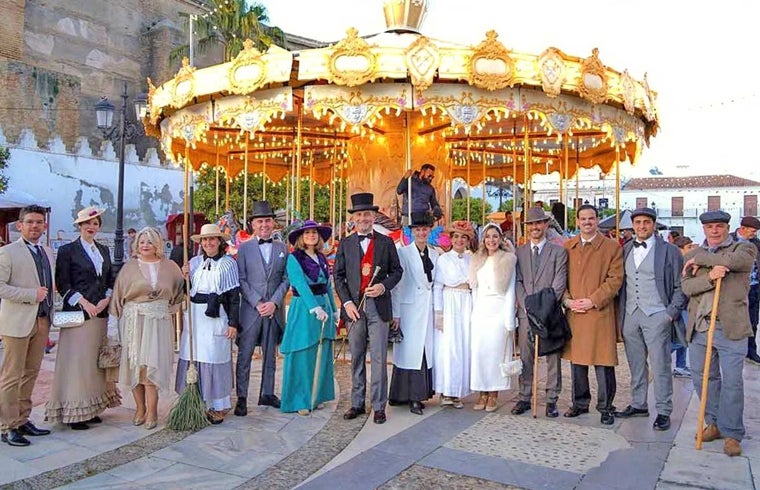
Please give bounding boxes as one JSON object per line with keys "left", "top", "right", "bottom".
{"left": 699, "top": 210, "right": 731, "bottom": 224}
{"left": 740, "top": 216, "right": 760, "bottom": 230}
{"left": 673, "top": 236, "right": 693, "bottom": 249}
{"left": 630, "top": 207, "right": 657, "bottom": 221}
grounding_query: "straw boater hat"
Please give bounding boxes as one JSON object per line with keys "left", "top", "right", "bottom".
{"left": 447, "top": 220, "right": 475, "bottom": 240}
{"left": 191, "top": 223, "right": 230, "bottom": 243}
{"left": 523, "top": 206, "right": 550, "bottom": 224}
{"left": 288, "top": 220, "right": 332, "bottom": 246}
{"left": 73, "top": 206, "right": 105, "bottom": 225}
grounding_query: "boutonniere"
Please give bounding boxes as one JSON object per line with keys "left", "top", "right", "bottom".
{"left": 278, "top": 252, "right": 285, "bottom": 258}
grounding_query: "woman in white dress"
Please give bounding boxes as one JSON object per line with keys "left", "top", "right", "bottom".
{"left": 469, "top": 223, "right": 517, "bottom": 412}
{"left": 433, "top": 221, "right": 476, "bottom": 409}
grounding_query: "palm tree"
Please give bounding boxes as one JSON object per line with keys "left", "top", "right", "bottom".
{"left": 170, "top": 0, "right": 287, "bottom": 65}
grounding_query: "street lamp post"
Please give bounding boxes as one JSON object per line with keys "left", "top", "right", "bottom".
{"left": 95, "top": 82, "right": 148, "bottom": 273}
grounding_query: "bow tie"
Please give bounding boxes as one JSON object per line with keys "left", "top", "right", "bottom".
{"left": 633, "top": 241, "right": 647, "bottom": 248}
{"left": 358, "top": 233, "right": 373, "bottom": 242}
{"left": 258, "top": 238, "right": 273, "bottom": 245}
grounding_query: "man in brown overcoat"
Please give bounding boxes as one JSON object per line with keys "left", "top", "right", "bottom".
{"left": 562, "top": 204, "right": 624, "bottom": 425}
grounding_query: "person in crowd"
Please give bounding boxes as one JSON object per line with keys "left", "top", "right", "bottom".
{"left": 125, "top": 228, "right": 137, "bottom": 260}
{"left": 396, "top": 163, "right": 443, "bottom": 224}
{"left": 682, "top": 211, "right": 756, "bottom": 457}
{"left": 469, "top": 223, "right": 517, "bottom": 412}
{"left": 732, "top": 216, "right": 760, "bottom": 365}
{"left": 334, "top": 193, "right": 403, "bottom": 424}
{"left": 615, "top": 207, "right": 687, "bottom": 431}
{"left": 176, "top": 224, "right": 239, "bottom": 425}
{"left": 280, "top": 220, "right": 337, "bottom": 416}
{"left": 110, "top": 227, "right": 184, "bottom": 430}
{"left": 433, "top": 221, "right": 476, "bottom": 409}
{"left": 672, "top": 235, "right": 696, "bottom": 377}
{"left": 562, "top": 204, "right": 623, "bottom": 425}
{"left": 170, "top": 234, "right": 194, "bottom": 269}
{"left": 0, "top": 205, "right": 54, "bottom": 447}
{"left": 667, "top": 230, "right": 680, "bottom": 245}
{"left": 236, "top": 201, "right": 290, "bottom": 414}
{"left": 390, "top": 212, "right": 438, "bottom": 415}
{"left": 512, "top": 207, "right": 568, "bottom": 418}
{"left": 620, "top": 228, "right": 634, "bottom": 246}
{"left": 46, "top": 207, "right": 121, "bottom": 431}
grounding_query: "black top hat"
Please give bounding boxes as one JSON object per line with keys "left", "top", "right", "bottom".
{"left": 409, "top": 211, "right": 434, "bottom": 228}
{"left": 251, "top": 200, "right": 276, "bottom": 219}
{"left": 348, "top": 193, "right": 379, "bottom": 213}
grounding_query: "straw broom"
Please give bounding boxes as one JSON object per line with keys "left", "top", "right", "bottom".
{"left": 168, "top": 146, "right": 209, "bottom": 431}
{"left": 695, "top": 276, "right": 722, "bottom": 450}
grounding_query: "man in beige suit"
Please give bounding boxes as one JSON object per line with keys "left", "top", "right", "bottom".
{"left": 0, "top": 205, "right": 54, "bottom": 447}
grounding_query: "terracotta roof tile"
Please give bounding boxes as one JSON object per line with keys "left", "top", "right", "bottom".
{"left": 624, "top": 175, "right": 760, "bottom": 190}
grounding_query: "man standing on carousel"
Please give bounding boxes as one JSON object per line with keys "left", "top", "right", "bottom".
{"left": 396, "top": 163, "right": 443, "bottom": 226}
{"left": 334, "top": 193, "right": 403, "bottom": 424}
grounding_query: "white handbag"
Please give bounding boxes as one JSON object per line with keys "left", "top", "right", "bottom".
{"left": 499, "top": 330, "right": 522, "bottom": 377}
{"left": 53, "top": 310, "right": 85, "bottom": 329}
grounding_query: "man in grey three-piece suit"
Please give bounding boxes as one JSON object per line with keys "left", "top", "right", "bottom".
{"left": 615, "top": 207, "right": 687, "bottom": 432}
{"left": 512, "top": 206, "right": 568, "bottom": 418}
{"left": 235, "top": 201, "right": 289, "bottom": 415}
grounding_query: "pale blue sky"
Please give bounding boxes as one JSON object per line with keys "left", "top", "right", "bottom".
{"left": 260, "top": 0, "right": 759, "bottom": 177}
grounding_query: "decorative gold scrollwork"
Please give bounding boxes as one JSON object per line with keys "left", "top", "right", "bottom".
{"left": 405, "top": 36, "right": 440, "bottom": 93}
{"left": 538, "top": 47, "right": 566, "bottom": 98}
{"left": 327, "top": 28, "right": 379, "bottom": 87}
{"left": 227, "top": 39, "right": 268, "bottom": 95}
{"left": 468, "top": 30, "right": 516, "bottom": 91}
{"left": 171, "top": 57, "right": 196, "bottom": 109}
{"left": 578, "top": 48, "right": 608, "bottom": 105}
{"left": 620, "top": 70, "right": 636, "bottom": 115}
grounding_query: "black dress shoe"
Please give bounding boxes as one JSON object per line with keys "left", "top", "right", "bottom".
{"left": 614, "top": 405, "right": 650, "bottom": 418}
{"left": 2, "top": 429, "right": 31, "bottom": 447}
{"left": 563, "top": 406, "right": 589, "bottom": 418}
{"left": 258, "top": 395, "right": 281, "bottom": 408}
{"left": 546, "top": 403, "right": 559, "bottom": 418}
{"left": 419, "top": 401, "right": 426, "bottom": 409}
{"left": 234, "top": 397, "right": 247, "bottom": 416}
{"left": 511, "top": 400, "right": 531, "bottom": 415}
{"left": 653, "top": 414, "right": 671, "bottom": 431}
{"left": 410, "top": 401, "right": 424, "bottom": 415}
{"left": 85, "top": 416, "right": 103, "bottom": 424}
{"left": 18, "top": 421, "right": 51, "bottom": 436}
{"left": 343, "top": 406, "right": 367, "bottom": 420}
{"left": 373, "top": 410, "right": 387, "bottom": 424}
{"left": 388, "top": 399, "right": 403, "bottom": 406}
{"left": 600, "top": 412, "right": 615, "bottom": 425}
{"left": 69, "top": 422, "right": 90, "bottom": 431}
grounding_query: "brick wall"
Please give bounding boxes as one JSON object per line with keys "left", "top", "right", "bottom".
{"left": 0, "top": 0, "right": 24, "bottom": 60}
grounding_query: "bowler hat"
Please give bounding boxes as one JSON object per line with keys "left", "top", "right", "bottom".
{"left": 631, "top": 207, "right": 657, "bottom": 221}
{"left": 348, "top": 193, "right": 379, "bottom": 213}
{"left": 409, "top": 212, "right": 434, "bottom": 228}
{"left": 251, "top": 200, "right": 276, "bottom": 219}
{"left": 287, "top": 220, "right": 332, "bottom": 246}
{"left": 524, "top": 207, "right": 549, "bottom": 224}
{"left": 740, "top": 216, "right": 760, "bottom": 230}
{"left": 699, "top": 210, "right": 731, "bottom": 224}
{"left": 191, "top": 223, "right": 230, "bottom": 243}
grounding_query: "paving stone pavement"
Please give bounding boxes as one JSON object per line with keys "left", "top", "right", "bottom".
{"left": 1, "top": 335, "right": 758, "bottom": 489}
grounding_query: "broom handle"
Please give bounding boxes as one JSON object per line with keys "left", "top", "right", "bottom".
{"left": 183, "top": 144, "right": 195, "bottom": 366}
{"left": 532, "top": 335, "right": 539, "bottom": 418}
{"left": 696, "top": 276, "right": 722, "bottom": 450}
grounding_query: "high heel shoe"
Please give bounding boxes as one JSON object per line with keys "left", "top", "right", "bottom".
{"left": 133, "top": 414, "right": 146, "bottom": 426}
{"left": 145, "top": 419, "right": 157, "bottom": 430}
{"left": 473, "top": 392, "right": 488, "bottom": 411}
{"left": 297, "top": 409, "right": 310, "bottom": 416}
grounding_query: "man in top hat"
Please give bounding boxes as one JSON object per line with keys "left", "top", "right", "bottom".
{"left": 397, "top": 163, "right": 443, "bottom": 225}
{"left": 334, "top": 193, "right": 403, "bottom": 424}
{"left": 512, "top": 206, "right": 568, "bottom": 418}
{"left": 732, "top": 216, "right": 760, "bottom": 365}
{"left": 0, "top": 205, "right": 54, "bottom": 446}
{"left": 235, "top": 200, "right": 289, "bottom": 414}
{"left": 682, "top": 210, "right": 756, "bottom": 456}
{"left": 614, "top": 207, "right": 687, "bottom": 431}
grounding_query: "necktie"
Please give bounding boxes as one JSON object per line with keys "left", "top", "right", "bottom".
{"left": 358, "top": 233, "right": 373, "bottom": 242}
{"left": 532, "top": 245, "right": 540, "bottom": 276}
{"left": 259, "top": 238, "right": 273, "bottom": 245}
{"left": 633, "top": 241, "right": 647, "bottom": 248}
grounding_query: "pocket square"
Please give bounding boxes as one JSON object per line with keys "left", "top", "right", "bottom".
{"left": 278, "top": 252, "right": 285, "bottom": 258}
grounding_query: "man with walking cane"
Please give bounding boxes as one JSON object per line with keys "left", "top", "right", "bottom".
{"left": 682, "top": 210, "right": 756, "bottom": 457}
{"left": 334, "top": 193, "right": 403, "bottom": 424}
{"left": 511, "top": 206, "right": 568, "bottom": 418}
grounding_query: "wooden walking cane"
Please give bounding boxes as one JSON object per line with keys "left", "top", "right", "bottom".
{"left": 333, "top": 266, "right": 381, "bottom": 363}
{"left": 696, "top": 276, "right": 722, "bottom": 450}
{"left": 532, "top": 335, "right": 539, "bottom": 418}
{"left": 311, "top": 318, "right": 328, "bottom": 412}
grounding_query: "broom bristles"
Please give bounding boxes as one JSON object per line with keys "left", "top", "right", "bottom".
{"left": 167, "top": 364, "right": 210, "bottom": 431}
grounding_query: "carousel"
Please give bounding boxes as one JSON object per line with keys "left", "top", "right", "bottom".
{"left": 143, "top": 0, "right": 658, "bottom": 242}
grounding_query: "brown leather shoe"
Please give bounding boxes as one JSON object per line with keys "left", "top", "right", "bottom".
{"left": 485, "top": 392, "right": 498, "bottom": 412}
{"left": 473, "top": 392, "right": 488, "bottom": 411}
{"left": 701, "top": 423, "right": 722, "bottom": 442}
{"left": 373, "top": 410, "right": 387, "bottom": 424}
{"left": 724, "top": 438, "right": 742, "bottom": 457}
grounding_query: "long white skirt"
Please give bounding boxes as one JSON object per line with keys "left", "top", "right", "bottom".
{"left": 434, "top": 289, "right": 472, "bottom": 398}
{"left": 470, "top": 294, "right": 513, "bottom": 391}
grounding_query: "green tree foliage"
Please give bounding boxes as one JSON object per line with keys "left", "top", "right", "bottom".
{"left": 497, "top": 199, "right": 513, "bottom": 212}
{"left": 192, "top": 166, "right": 336, "bottom": 226}
{"left": 0, "top": 146, "right": 9, "bottom": 194}
{"left": 170, "top": 1, "right": 286, "bottom": 64}
{"left": 451, "top": 197, "right": 493, "bottom": 225}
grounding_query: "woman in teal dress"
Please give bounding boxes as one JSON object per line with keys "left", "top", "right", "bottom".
{"left": 281, "top": 220, "right": 337, "bottom": 415}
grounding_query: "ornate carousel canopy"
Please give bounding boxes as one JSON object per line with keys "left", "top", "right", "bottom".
{"left": 145, "top": 0, "right": 658, "bottom": 195}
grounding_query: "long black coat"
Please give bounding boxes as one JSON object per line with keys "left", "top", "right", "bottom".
{"left": 55, "top": 238, "right": 115, "bottom": 319}
{"left": 525, "top": 287, "right": 571, "bottom": 356}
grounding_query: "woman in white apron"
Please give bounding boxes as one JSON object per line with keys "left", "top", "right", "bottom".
{"left": 176, "top": 224, "right": 240, "bottom": 424}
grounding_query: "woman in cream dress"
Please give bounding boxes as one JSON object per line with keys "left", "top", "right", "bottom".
{"left": 469, "top": 223, "right": 517, "bottom": 412}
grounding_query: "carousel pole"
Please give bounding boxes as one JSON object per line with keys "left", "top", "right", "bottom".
{"left": 563, "top": 133, "right": 569, "bottom": 231}
{"left": 512, "top": 122, "right": 518, "bottom": 243}
{"left": 466, "top": 137, "right": 471, "bottom": 223}
{"left": 285, "top": 170, "right": 290, "bottom": 224}
{"left": 215, "top": 141, "right": 220, "bottom": 216}
{"left": 296, "top": 101, "right": 304, "bottom": 214}
{"left": 225, "top": 157, "right": 230, "bottom": 211}
{"left": 523, "top": 115, "right": 530, "bottom": 234}
{"left": 243, "top": 138, "right": 249, "bottom": 225}
{"left": 330, "top": 137, "right": 338, "bottom": 231}
{"left": 575, "top": 139, "right": 580, "bottom": 230}
{"left": 405, "top": 112, "right": 412, "bottom": 225}
{"left": 481, "top": 149, "right": 487, "bottom": 226}
{"left": 615, "top": 145, "right": 621, "bottom": 239}
{"left": 262, "top": 154, "right": 267, "bottom": 201}
{"left": 309, "top": 155, "right": 315, "bottom": 220}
